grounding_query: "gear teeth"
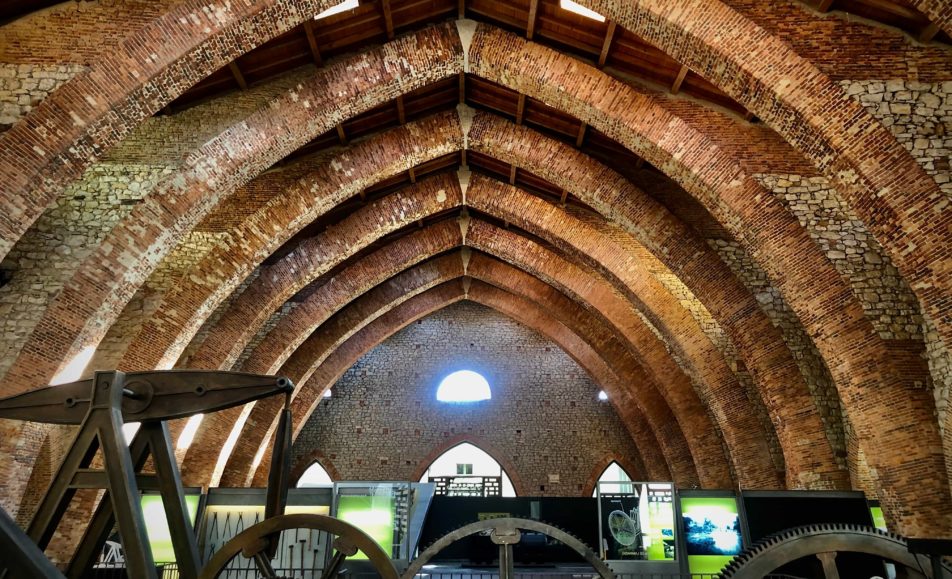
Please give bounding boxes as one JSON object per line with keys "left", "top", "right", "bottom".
{"left": 717, "top": 523, "right": 952, "bottom": 579}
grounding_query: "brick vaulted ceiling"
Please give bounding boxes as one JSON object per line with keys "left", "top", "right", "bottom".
{"left": 0, "top": 0, "right": 950, "bottom": 545}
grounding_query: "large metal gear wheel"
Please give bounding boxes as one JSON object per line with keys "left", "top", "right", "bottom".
{"left": 402, "top": 517, "right": 614, "bottom": 579}
{"left": 719, "top": 523, "right": 952, "bottom": 579}
{"left": 199, "top": 513, "right": 399, "bottom": 579}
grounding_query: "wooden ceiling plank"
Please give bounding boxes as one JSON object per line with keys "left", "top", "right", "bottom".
{"left": 597, "top": 20, "right": 617, "bottom": 68}
{"left": 303, "top": 21, "right": 324, "bottom": 66}
{"left": 516, "top": 94, "right": 527, "bottom": 125}
{"left": 671, "top": 64, "right": 689, "bottom": 94}
{"left": 227, "top": 61, "right": 248, "bottom": 90}
{"left": 382, "top": 0, "right": 395, "bottom": 40}
{"left": 527, "top": 0, "right": 540, "bottom": 39}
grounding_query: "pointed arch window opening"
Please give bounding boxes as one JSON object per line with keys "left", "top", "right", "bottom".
{"left": 297, "top": 461, "right": 334, "bottom": 487}
{"left": 419, "top": 442, "right": 516, "bottom": 497}
{"left": 593, "top": 461, "right": 634, "bottom": 496}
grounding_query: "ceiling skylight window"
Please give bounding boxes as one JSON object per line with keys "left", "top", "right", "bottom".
{"left": 598, "top": 390, "right": 608, "bottom": 401}
{"left": 437, "top": 370, "right": 491, "bottom": 403}
{"left": 559, "top": 0, "right": 605, "bottom": 22}
{"left": 315, "top": 0, "right": 358, "bottom": 20}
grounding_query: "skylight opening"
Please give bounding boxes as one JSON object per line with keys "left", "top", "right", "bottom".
{"left": 315, "top": 0, "right": 358, "bottom": 20}
{"left": 560, "top": 0, "right": 605, "bottom": 22}
{"left": 437, "top": 370, "right": 491, "bottom": 403}
{"left": 598, "top": 390, "right": 608, "bottom": 401}
{"left": 177, "top": 413, "right": 204, "bottom": 450}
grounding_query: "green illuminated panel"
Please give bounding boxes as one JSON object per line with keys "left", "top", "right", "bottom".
{"left": 140, "top": 494, "right": 201, "bottom": 563}
{"left": 336, "top": 495, "right": 394, "bottom": 560}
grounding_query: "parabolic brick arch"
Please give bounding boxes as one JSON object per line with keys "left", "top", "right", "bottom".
{"left": 0, "top": 0, "right": 950, "bottom": 552}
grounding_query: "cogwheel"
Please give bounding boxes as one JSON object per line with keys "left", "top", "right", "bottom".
{"left": 717, "top": 523, "right": 951, "bottom": 579}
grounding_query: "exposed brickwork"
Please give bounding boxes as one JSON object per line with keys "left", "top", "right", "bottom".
{"left": 470, "top": 25, "right": 950, "bottom": 533}
{"left": 720, "top": 1, "right": 952, "bottom": 81}
{"left": 0, "top": 0, "right": 345, "bottom": 258}
{"left": 290, "top": 301, "right": 650, "bottom": 495}
{"left": 122, "top": 112, "right": 462, "bottom": 372}
{"left": 576, "top": 4, "right": 952, "bottom": 417}
{"left": 182, "top": 222, "right": 465, "bottom": 486}
{"left": 0, "top": 162, "right": 172, "bottom": 378}
{"left": 463, "top": 219, "right": 780, "bottom": 487}
{"left": 1, "top": 25, "right": 463, "bottom": 394}
{"left": 469, "top": 116, "right": 841, "bottom": 482}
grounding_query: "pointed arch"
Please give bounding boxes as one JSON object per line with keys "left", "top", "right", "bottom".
{"left": 411, "top": 434, "right": 526, "bottom": 497}
{"left": 583, "top": 455, "right": 646, "bottom": 498}
{"left": 290, "top": 449, "right": 341, "bottom": 487}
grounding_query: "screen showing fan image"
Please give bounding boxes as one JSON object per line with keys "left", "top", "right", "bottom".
{"left": 600, "top": 493, "right": 643, "bottom": 559}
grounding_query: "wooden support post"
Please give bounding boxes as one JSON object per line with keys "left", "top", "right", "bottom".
{"left": 303, "top": 21, "right": 324, "bottom": 66}
{"left": 598, "top": 21, "right": 616, "bottom": 68}
{"left": 516, "top": 94, "right": 526, "bottom": 125}
{"left": 381, "top": 0, "right": 395, "bottom": 40}
{"left": 336, "top": 124, "right": 347, "bottom": 145}
{"left": 509, "top": 164, "right": 517, "bottom": 185}
{"left": 671, "top": 64, "right": 689, "bottom": 94}
{"left": 527, "top": 0, "right": 540, "bottom": 40}
{"left": 228, "top": 61, "right": 248, "bottom": 90}
{"left": 396, "top": 95, "right": 406, "bottom": 124}
{"left": 575, "top": 122, "right": 587, "bottom": 148}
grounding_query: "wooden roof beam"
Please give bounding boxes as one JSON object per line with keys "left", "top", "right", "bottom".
{"left": 409, "top": 166, "right": 417, "bottom": 183}
{"left": 509, "top": 164, "right": 518, "bottom": 185}
{"left": 815, "top": 0, "right": 834, "bottom": 12}
{"left": 336, "top": 124, "right": 348, "bottom": 145}
{"left": 597, "top": 21, "right": 616, "bottom": 68}
{"left": 228, "top": 61, "right": 248, "bottom": 90}
{"left": 381, "top": 0, "right": 395, "bottom": 40}
{"left": 575, "top": 122, "right": 587, "bottom": 148}
{"left": 671, "top": 64, "right": 689, "bottom": 94}
{"left": 559, "top": 189, "right": 568, "bottom": 207}
{"left": 527, "top": 0, "right": 540, "bottom": 40}
{"left": 458, "top": 0, "right": 465, "bottom": 18}
{"left": 515, "top": 94, "right": 526, "bottom": 125}
{"left": 919, "top": 21, "right": 940, "bottom": 43}
{"left": 459, "top": 72, "right": 466, "bottom": 103}
{"left": 396, "top": 95, "right": 406, "bottom": 124}
{"left": 303, "top": 21, "right": 324, "bottom": 66}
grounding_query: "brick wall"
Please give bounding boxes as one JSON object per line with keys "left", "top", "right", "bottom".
{"left": 290, "top": 301, "right": 647, "bottom": 495}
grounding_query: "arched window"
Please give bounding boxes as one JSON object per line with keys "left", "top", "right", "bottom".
{"left": 436, "top": 370, "right": 491, "bottom": 403}
{"left": 419, "top": 442, "right": 516, "bottom": 497}
{"left": 593, "top": 461, "right": 633, "bottom": 496}
{"left": 297, "top": 461, "right": 334, "bottom": 487}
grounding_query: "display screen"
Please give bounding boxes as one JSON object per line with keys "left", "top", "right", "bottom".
{"left": 141, "top": 494, "right": 201, "bottom": 563}
{"left": 336, "top": 495, "right": 394, "bottom": 560}
{"left": 598, "top": 483, "right": 674, "bottom": 561}
{"left": 870, "top": 506, "right": 887, "bottom": 531}
{"left": 681, "top": 496, "right": 742, "bottom": 574}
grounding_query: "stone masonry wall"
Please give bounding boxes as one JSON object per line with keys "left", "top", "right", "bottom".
{"left": 291, "top": 301, "right": 646, "bottom": 495}
{"left": 841, "top": 79, "right": 952, "bottom": 431}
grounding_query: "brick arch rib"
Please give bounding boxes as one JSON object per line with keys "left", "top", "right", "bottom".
{"left": 247, "top": 281, "right": 670, "bottom": 486}
{"left": 468, "top": 24, "right": 949, "bottom": 534}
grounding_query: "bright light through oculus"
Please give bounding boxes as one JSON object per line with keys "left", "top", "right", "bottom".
{"left": 437, "top": 370, "right": 491, "bottom": 403}
{"left": 560, "top": 0, "right": 605, "bottom": 22}
{"left": 315, "top": 0, "right": 358, "bottom": 20}
{"left": 598, "top": 390, "right": 608, "bottom": 401}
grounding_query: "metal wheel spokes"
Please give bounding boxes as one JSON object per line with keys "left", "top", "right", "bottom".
{"left": 199, "top": 513, "right": 399, "bottom": 579}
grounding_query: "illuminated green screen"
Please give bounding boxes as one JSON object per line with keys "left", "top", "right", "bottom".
{"left": 870, "top": 506, "right": 887, "bottom": 531}
{"left": 336, "top": 495, "right": 394, "bottom": 560}
{"left": 140, "top": 494, "right": 201, "bottom": 563}
{"left": 681, "top": 497, "right": 742, "bottom": 574}
{"left": 643, "top": 487, "right": 675, "bottom": 561}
